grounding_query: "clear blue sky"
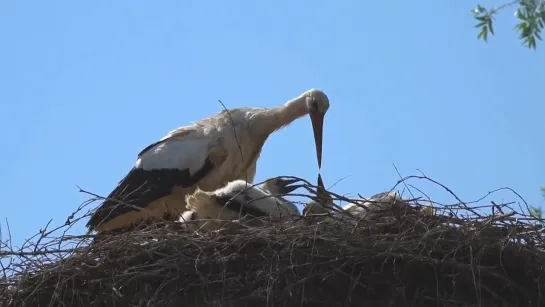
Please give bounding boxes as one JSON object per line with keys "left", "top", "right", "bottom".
{"left": 0, "top": 0, "right": 543, "bottom": 248}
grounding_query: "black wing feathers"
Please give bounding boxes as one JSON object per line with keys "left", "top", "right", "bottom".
{"left": 137, "top": 139, "right": 166, "bottom": 157}
{"left": 86, "top": 158, "right": 215, "bottom": 230}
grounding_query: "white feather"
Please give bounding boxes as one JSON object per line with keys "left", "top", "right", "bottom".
{"left": 179, "top": 210, "right": 197, "bottom": 222}
{"left": 217, "top": 180, "right": 299, "bottom": 217}
{"left": 136, "top": 137, "right": 210, "bottom": 174}
{"left": 178, "top": 179, "right": 300, "bottom": 232}
{"left": 257, "top": 181, "right": 278, "bottom": 195}
{"left": 258, "top": 179, "right": 301, "bottom": 215}
{"left": 88, "top": 89, "right": 329, "bottom": 233}
{"left": 135, "top": 108, "right": 270, "bottom": 189}
{"left": 339, "top": 191, "right": 406, "bottom": 221}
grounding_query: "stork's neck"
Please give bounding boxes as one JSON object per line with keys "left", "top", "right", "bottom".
{"left": 252, "top": 96, "right": 308, "bottom": 136}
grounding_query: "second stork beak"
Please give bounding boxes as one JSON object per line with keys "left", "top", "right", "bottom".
{"left": 317, "top": 173, "right": 325, "bottom": 190}
{"left": 316, "top": 173, "right": 326, "bottom": 199}
{"left": 316, "top": 174, "right": 332, "bottom": 210}
{"left": 310, "top": 112, "right": 325, "bottom": 169}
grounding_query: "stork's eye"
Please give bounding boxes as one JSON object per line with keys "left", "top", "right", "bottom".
{"left": 311, "top": 100, "right": 319, "bottom": 110}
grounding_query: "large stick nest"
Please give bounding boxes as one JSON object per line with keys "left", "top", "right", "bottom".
{"left": 1, "top": 175, "right": 544, "bottom": 307}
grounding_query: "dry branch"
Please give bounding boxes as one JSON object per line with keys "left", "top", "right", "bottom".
{"left": 0, "top": 175, "right": 544, "bottom": 307}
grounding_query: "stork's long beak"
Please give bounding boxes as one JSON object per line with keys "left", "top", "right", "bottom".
{"left": 317, "top": 173, "right": 325, "bottom": 190}
{"left": 275, "top": 178, "right": 301, "bottom": 194}
{"left": 316, "top": 173, "right": 327, "bottom": 200}
{"left": 316, "top": 174, "right": 332, "bottom": 209}
{"left": 310, "top": 112, "right": 325, "bottom": 169}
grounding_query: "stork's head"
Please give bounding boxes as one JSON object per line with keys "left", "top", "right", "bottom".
{"left": 302, "top": 174, "right": 333, "bottom": 216}
{"left": 259, "top": 177, "right": 301, "bottom": 195}
{"left": 303, "top": 89, "right": 329, "bottom": 169}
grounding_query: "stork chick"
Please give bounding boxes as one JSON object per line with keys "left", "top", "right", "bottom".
{"left": 86, "top": 89, "right": 330, "bottom": 233}
{"left": 179, "top": 179, "right": 300, "bottom": 232}
{"left": 345, "top": 191, "right": 436, "bottom": 221}
{"left": 258, "top": 177, "right": 301, "bottom": 210}
{"left": 342, "top": 191, "right": 409, "bottom": 221}
{"left": 302, "top": 174, "right": 335, "bottom": 217}
{"left": 273, "top": 178, "right": 433, "bottom": 224}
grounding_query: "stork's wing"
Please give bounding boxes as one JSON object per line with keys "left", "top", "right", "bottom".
{"left": 86, "top": 133, "right": 223, "bottom": 231}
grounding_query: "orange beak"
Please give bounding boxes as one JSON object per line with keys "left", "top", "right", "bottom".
{"left": 310, "top": 112, "right": 325, "bottom": 169}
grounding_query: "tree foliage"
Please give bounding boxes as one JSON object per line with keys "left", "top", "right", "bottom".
{"left": 473, "top": 0, "right": 545, "bottom": 49}
{"left": 529, "top": 205, "right": 542, "bottom": 218}
{"left": 528, "top": 187, "right": 545, "bottom": 219}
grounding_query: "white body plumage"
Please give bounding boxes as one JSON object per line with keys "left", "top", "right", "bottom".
{"left": 87, "top": 89, "right": 329, "bottom": 233}
{"left": 179, "top": 179, "right": 300, "bottom": 232}
{"left": 341, "top": 191, "right": 407, "bottom": 221}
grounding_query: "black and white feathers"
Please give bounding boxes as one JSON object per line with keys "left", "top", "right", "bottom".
{"left": 86, "top": 89, "right": 329, "bottom": 233}
{"left": 178, "top": 179, "right": 300, "bottom": 232}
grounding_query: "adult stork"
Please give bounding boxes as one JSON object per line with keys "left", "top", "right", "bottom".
{"left": 178, "top": 178, "right": 301, "bottom": 232}
{"left": 86, "top": 89, "right": 329, "bottom": 233}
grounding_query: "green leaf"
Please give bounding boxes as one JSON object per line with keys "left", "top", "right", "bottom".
{"left": 488, "top": 18, "right": 495, "bottom": 35}
{"left": 521, "top": 24, "right": 532, "bottom": 37}
{"left": 472, "top": 4, "right": 487, "bottom": 15}
{"left": 477, "top": 26, "right": 489, "bottom": 41}
{"left": 529, "top": 206, "right": 542, "bottom": 219}
{"left": 527, "top": 36, "right": 537, "bottom": 49}
{"left": 472, "top": 2, "right": 543, "bottom": 49}
{"left": 517, "top": 9, "right": 528, "bottom": 21}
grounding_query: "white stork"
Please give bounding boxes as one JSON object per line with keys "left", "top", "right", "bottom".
{"left": 86, "top": 89, "right": 329, "bottom": 233}
{"left": 178, "top": 178, "right": 301, "bottom": 232}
